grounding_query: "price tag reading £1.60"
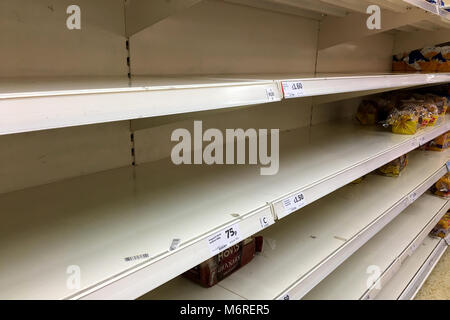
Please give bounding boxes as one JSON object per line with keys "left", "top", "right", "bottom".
{"left": 281, "top": 192, "right": 306, "bottom": 218}
{"left": 281, "top": 81, "right": 304, "bottom": 98}
{"left": 207, "top": 224, "right": 241, "bottom": 256}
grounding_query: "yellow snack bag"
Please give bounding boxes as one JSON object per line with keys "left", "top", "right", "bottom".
{"left": 434, "top": 173, "right": 450, "bottom": 197}
{"left": 430, "top": 213, "right": 449, "bottom": 239}
{"left": 391, "top": 115, "right": 418, "bottom": 135}
{"left": 427, "top": 132, "right": 449, "bottom": 151}
{"left": 378, "top": 154, "right": 408, "bottom": 177}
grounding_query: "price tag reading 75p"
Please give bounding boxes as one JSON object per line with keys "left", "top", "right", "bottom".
{"left": 281, "top": 81, "right": 304, "bottom": 98}
{"left": 207, "top": 223, "right": 241, "bottom": 255}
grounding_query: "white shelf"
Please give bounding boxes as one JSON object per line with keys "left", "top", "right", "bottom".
{"left": 403, "top": 0, "right": 450, "bottom": 19}
{"left": 223, "top": 73, "right": 450, "bottom": 98}
{"left": 142, "top": 149, "right": 448, "bottom": 300}
{"left": 303, "top": 193, "right": 449, "bottom": 300}
{"left": 0, "top": 114, "right": 447, "bottom": 299}
{"left": 0, "top": 159, "right": 274, "bottom": 300}
{"left": 139, "top": 276, "right": 245, "bottom": 300}
{"left": 442, "top": 9, "right": 450, "bottom": 19}
{"left": 375, "top": 235, "right": 447, "bottom": 300}
{"left": 403, "top": 0, "right": 440, "bottom": 15}
{"left": 0, "top": 76, "right": 281, "bottom": 135}
{"left": 267, "top": 116, "right": 449, "bottom": 221}
{"left": 1, "top": 73, "right": 449, "bottom": 135}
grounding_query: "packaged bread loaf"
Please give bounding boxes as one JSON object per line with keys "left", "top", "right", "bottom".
{"left": 392, "top": 46, "right": 450, "bottom": 73}
{"left": 374, "top": 97, "right": 395, "bottom": 122}
{"left": 405, "top": 49, "right": 430, "bottom": 72}
{"left": 183, "top": 236, "right": 263, "bottom": 287}
{"left": 425, "top": 93, "right": 447, "bottom": 117}
{"left": 426, "top": 132, "right": 450, "bottom": 151}
{"left": 360, "top": 89, "right": 447, "bottom": 134}
{"left": 436, "top": 46, "right": 450, "bottom": 72}
{"left": 433, "top": 173, "right": 450, "bottom": 198}
{"left": 378, "top": 154, "right": 408, "bottom": 177}
{"left": 392, "top": 53, "right": 407, "bottom": 72}
{"left": 421, "top": 47, "right": 440, "bottom": 72}
{"left": 385, "top": 107, "right": 419, "bottom": 135}
{"left": 430, "top": 211, "right": 449, "bottom": 239}
{"left": 356, "top": 100, "right": 378, "bottom": 125}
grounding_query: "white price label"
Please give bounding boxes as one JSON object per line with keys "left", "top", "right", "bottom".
{"left": 409, "top": 191, "right": 418, "bottom": 203}
{"left": 266, "top": 88, "right": 276, "bottom": 101}
{"left": 418, "top": 136, "right": 426, "bottom": 145}
{"left": 207, "top": 224, "right": 241, "bottom": 255}
{"left": 409, "top": 243, "right": 418, "bottom": 255}
{"left": 403, "top": 198, "right": 410, "bottom": 208}
{"left": 281, "top": 192, "right": 306, "bottom": 217}
{"left": 170, "top": 238, "right": 181, "bottom": 251}
{"left": 281, "top": 81, "right": 304, "bottom": 98}
{"left": 259, "top": 216, "right": 271, "bottom": 229}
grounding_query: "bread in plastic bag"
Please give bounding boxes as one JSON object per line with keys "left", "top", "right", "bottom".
{"left": 378, "top": 154, "right": 408, "bottom": 177}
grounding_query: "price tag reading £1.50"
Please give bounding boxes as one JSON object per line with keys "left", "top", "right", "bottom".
{"left": 207, "top": 224, "right": 241, "bottom": 256}
{"left": 281, "top": 192, "right": 306, "bottom": 218}
{"left": 281, "top": 81, "right": 304, "bottom": 98}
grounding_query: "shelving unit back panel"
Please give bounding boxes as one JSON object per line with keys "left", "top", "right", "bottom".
{"left": 311, "top": 96, "right": 362, "bottom": 126}
{"left": 130, "top": 0, "right": 319, "bottom": 75}
{"left": 316, "top": 33, "right": 395, "bottom": 74}
{"left": 133, "top": 98, "right": 313, "bottom": 164}
{"left": 0, "top": 0, "right": 128, "bottom": 77}
{"left": 0, "top": 121, "right": 132, "bottom": 194}
{"left": 394, "top": 29, "right": 450, "bottom": 53}
{"left": 304, "top": 193, "right": 449, "bottom": 300}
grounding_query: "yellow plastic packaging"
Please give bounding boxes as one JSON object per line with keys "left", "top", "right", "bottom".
{"left": 434, "top": 173, "right": 450, "bottom": 198}
{"left": 378, "top": 154, "right": 408, "bottom": 177}
{"left": 356, "top": 100, "right": 378, "bottom": 125}
{"left": 391, "top": 114, "right": 418, "bottom": 135}
{"left": 430, "top": 212, "right": 449, "bottom": 239}
{"left": 425, "top": 94, "right": 447, "bottom": 117}
{"left": 427, "top": 132, "right": 450, "bottom": 151}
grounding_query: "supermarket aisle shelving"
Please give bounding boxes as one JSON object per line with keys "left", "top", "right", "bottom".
{"left": 375, "top": 235, "right": 448, "bottom": 300}
{"left": 142, "top": 150, "right": 449, "bottom": 300}
{"left": 1, "top": 73, "right": 449, "bottom": 135}
{"left": 404, "top": 0, "right": 450, "bottom": 19}
{"left": 1, "top": 119, "right": 448, "bottom": 300}
{"left": 303, "top": 194, "right": 449, "bottom": 300}
{"left": 1, "top": 0, "right": 450, "bottom": 302}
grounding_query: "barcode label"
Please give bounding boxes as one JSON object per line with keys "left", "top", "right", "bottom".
{"left": 124, "top": 253, "right": 149, "bottom": 262}
{"left": 170, "top": 238, "right": 181, "bottom": 251}
{"left": 266, "top": 88, "right": 276, "bottom": 101}
{"left": 281, "top": 81, "right": 304, "bottom": 98}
